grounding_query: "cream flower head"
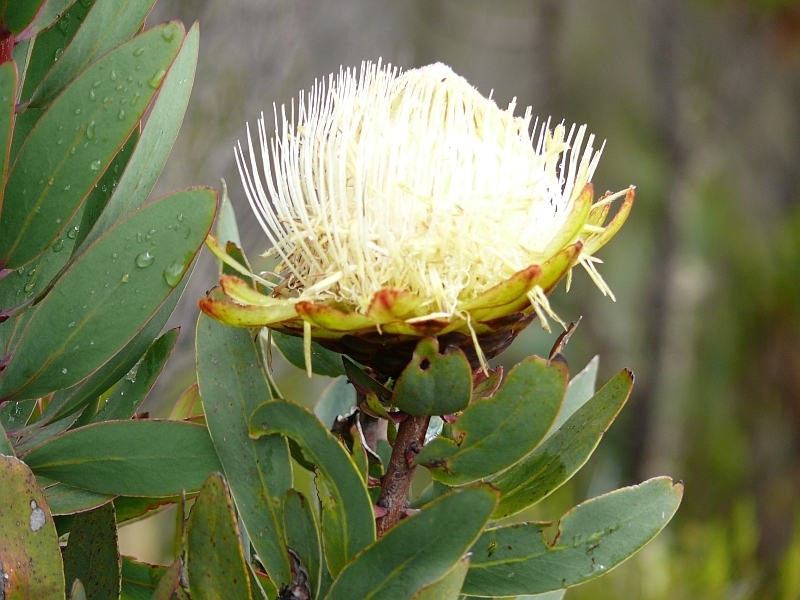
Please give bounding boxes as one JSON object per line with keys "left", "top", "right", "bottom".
{"left": 201, "top": 61, "right": 633, "bottom": 376}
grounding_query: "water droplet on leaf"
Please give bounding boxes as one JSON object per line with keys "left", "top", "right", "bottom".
{"left": 90, "top": 159, "right": 102, "bottom": 171}
{"left": 163, "top": 262, "right": 184, "bottom": 287}
{"left": 86, "top": 120, "right": 95, "bottom": 139}
{"left": 136, "top": 252, "right": 155, "bottom": 268}
{"left": 147, "top": 69, "right": 166, "bottom": 89}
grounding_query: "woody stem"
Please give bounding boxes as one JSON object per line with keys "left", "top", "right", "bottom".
{"left": 375, "top": 414, "right": 430, "bottom": 536}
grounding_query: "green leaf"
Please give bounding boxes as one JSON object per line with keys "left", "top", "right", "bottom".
{"left": 93, "top": 328, "right": 178, "bottom": 422}
{"left": 82, "top": 23, "right": 199, "bottom": 248}
{"left": 120, "top": 556, "right": 166, "bottom": 600}
{"left": 150, "top": 559, "right": 181, "bottom": 600}
{"left": 29, "top": 0, "right": 158, "bottom": 107}
{"left": 283, "top": 490, "right": 324, "bottom": 599}
{"left": 0, "top": 202, "right": 84, "bottom": 312}
{"left": 19, "top": 0, "right": 93, "bottom": 103}
{"left": 0, "top": 398, "right": 36, "bottom": 430}
{"left": 216, "top": 179, "right": 242, "bottom": 248}
{"left": 342, "top": 356, "right": 391, "bottom": 401}
{"left": 1, "top": 0, "right": 46, "bottom": 34}
{"left": 0, "top": 22, "right": 184, "bottom": 269}
{"left": 63, "top": 502, "right": 120, "bottom": 600}
{"left": 7, "top": 105, "right": 42, "bottom": 167}
{"left": 41, "top": 274, "right": 189, "bottom": 423}
{"left": 324, "top": 484, "right": 498, "bottom": 600}
{"left": 0, "top": 455, "right": 65, "bottom": 599}
{"left": 462, "top": 477, "right": 684, "bottom": 597}
{"left": 410, "top": 556, "right": 470, "bottom": 600}
{"left": 186, "top": 473, "right": 253, "bottom": 599}
{"left": 0, "top": 187, "right": 216, "bottom": 400}
{"left": 546, "top": 356, "right": 598, "bottom": 438}
{"left": 415, "top": 356, "right": 567, "bottom": 486}
{"left": 169, "top": 382, "right": 202, "bottom": 420}
{"left": 114, "top": 495, "right": 181, "bottom": 526}
{"left": 315, "top": 376, "right": 356, "bottom": 429}
{"left": 0, "top": 61, "right": 16, "bottom": 211}
{"left": 273, "top": 329, "right": 346, "bottom": 378}
{"left": 21, "top": 0, "right": 78, "bottom": 38}
{"left": 13, "top": 408, "right": 84, "bottom": 454}
{"left": 23, "top": 419, "right": 223, "bottom": 496}
{"left": 196, "top": 313, "right": 293, "bottom": 586}
{"left": 73, "top": 126, "right": 139, "bottom": 253}
{"left": 249, "top": 400, "right": 375, "bottom": 578}
{"left": 0, "top": 419, "right": 13, "bottom": 455}
{"left": 490, "top": 369, "right": 633, "bottom": 519}
{"left": 44, "top": 481, "right": 113, "bottom": 516}
{"left": 392, "top": 338, "right": 472, "bottom": 416}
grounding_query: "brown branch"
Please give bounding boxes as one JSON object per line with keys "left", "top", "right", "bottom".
{"left": 375, "top": 414, "right": 430, "bottom": 536}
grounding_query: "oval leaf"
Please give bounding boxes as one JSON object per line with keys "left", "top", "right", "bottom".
{"left": 462, "top": 477, "right": 683, "bottom": 596}
{"left": 0, "top": 187, "right": 216, "bottom": 400}
{"left": 0, "top": 455, "right": 65, "bottom": 599}
{"left": 415, "top": 356, "right": 567, "bottom": 486}
{"left": 392, "top": 338, "right": 472, "bottom": 416}
{"left": 63, "top": 502, "right": 120, "bottom": 600}
{"left": 249, "top": 400, "right": 375, "bottom": 578}
{"left": 196, "top": 313, "right": 293, "bottom": 587}
{"left": 23, "top": 420, "right": 223, "bottom": 496}
{"left": 324, "top": 484, "right": 497, "bottom": 600}
{"left": 186, "top": 473, "right": 253, "bottom": 600}
{"left": 491, "top": 369, "right": 633, "bottom": 519}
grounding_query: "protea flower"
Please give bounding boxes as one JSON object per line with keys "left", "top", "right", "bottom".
{"left": 200, "top": 61, "right": 633, "bottom": 377}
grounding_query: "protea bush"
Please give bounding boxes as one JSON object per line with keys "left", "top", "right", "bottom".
{"left": 0, "top": 1, "right": 680, "bottom": 599}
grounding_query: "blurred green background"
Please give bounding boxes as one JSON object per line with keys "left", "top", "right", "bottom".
{"left": 123, "top": 0, "right": 800, "bottom": 597}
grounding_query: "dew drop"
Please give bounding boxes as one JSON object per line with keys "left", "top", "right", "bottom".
{"left": 90, "top": 159, "right": 102, "bottom": 171}
{"left": 121, "top": 273, "right": 130, "bottom": 283}
{"left": 67, "top": 226, "right": 79, "bottom": 239}
{"left": 136, "top": 252, "right": 155, "bottom": 268}
{"left": 130, "top": 92, "right": 141, "bottom": 106}
{"left": 162, "top": 262, "right": 184, "bottom": 287}
{"left": 24, "top": 281, "right": 35, "bottom": 293}
{"left": 54, "top": 48, "right": 63, "bottom": 61}
{"left": 16, "top": 266, "right": 24, "bottom": 275}
{"left": 74, "top": 108, "right": 81, "bottom": 115}
{"left": 115, "top": 84, "right": 123, "bottom": 91}
{"left": 64, "top": 185, "right": 71, "bottom": 191}
{"left": 133, "top": 47, "right": 145, "bottom": 57}
{"left": 136, "top": 233, "right": 143, "bottom": 243}
{"left": 147, "top": 69, "right": 166, "bottom": 89}
{"left": 118, "top": 109, "right": 125, "bottom": 120}
{"left": 61, "top": 368, "right": 68, "bottom": 374}
{"left": 112, "top": 252, "right": 118, "bottom": 259}
{"left": 70, "top": 147, "right": 76, "bottom": 155}
{"left": 177, "top": 213, "right": 184, "bottom": 222}
{"left": 111, "top": 69, "right": 117, "bottom": 81}
{"left": 161, "top": 24, "right": 177, "bottom": 42}
{"left": 92, "top": 80, "right": 102, "bottom": 88}
{"left": 52, "top": 239, "right": 65, "bottom": 253}
{"left": 89, "top": 89, "right": 96, "bottom": 101}
{"left": 68, "top": 321, "right": 75, "bottom": 327}
{"left": 86, "top": 120, "right": 95, "bottom": 139}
